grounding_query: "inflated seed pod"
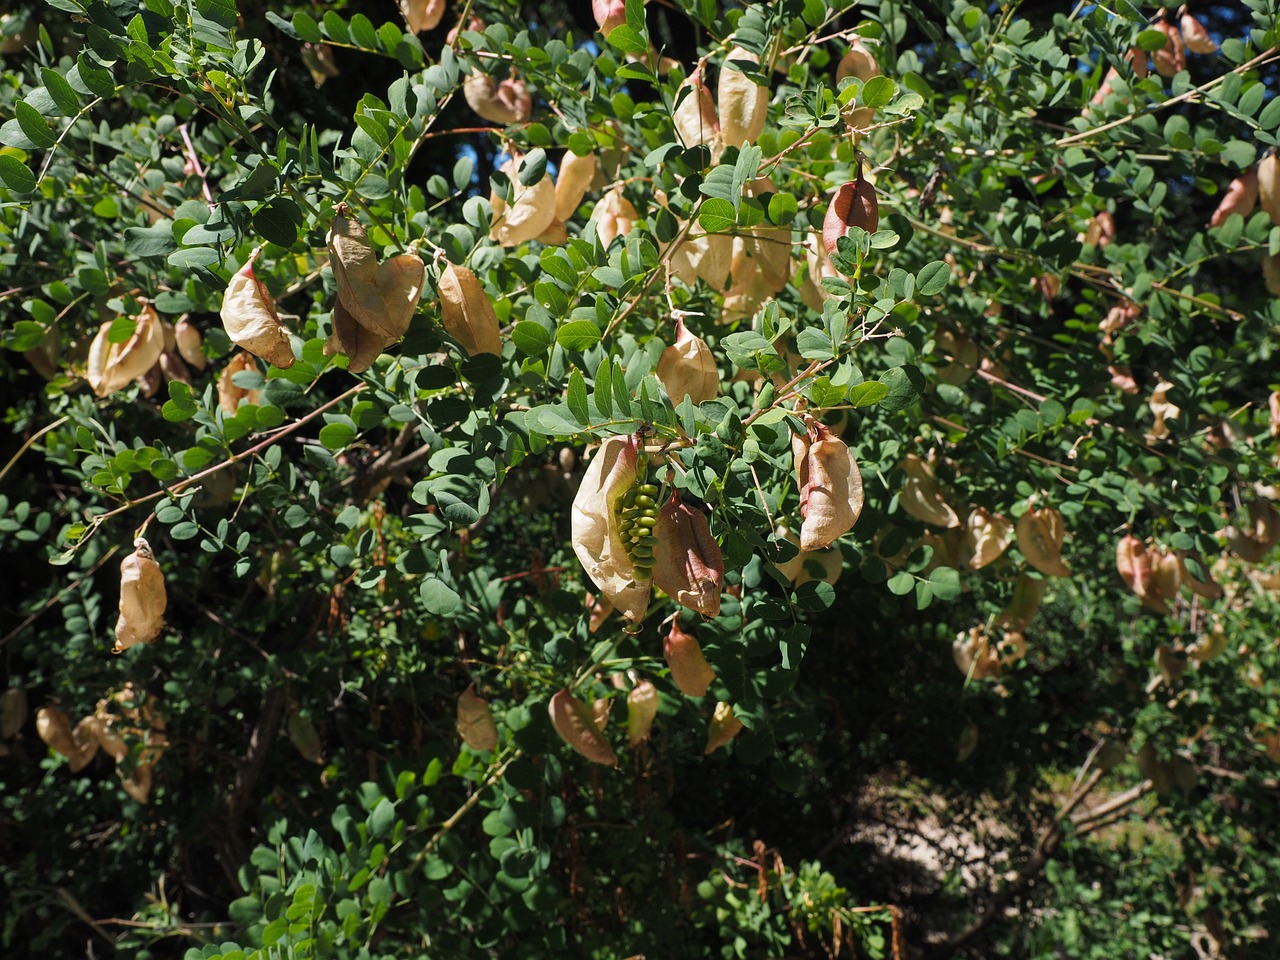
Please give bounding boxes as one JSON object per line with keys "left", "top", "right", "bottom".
{"left": 652, "top": 490, "right": 724, "bottom": 618}
{"left": 68, "top": 715, "right": 100, "bottom": 772}
{"left": 822, "top": 170, "right": 878, "bottom": 258}
{"left": 1257, "top": 154, "right": 1280, "bottom": 224}
{"left": 219, "top": 255, "right": 296, "bottom": 369}
{"left": 656, "top": 317, "right": 718, "bottom": 407}
{"left": 1016, "top": 505, "right": 1070, "bottom": 577}
{"left": 1150, "top": 20, "right": 1185, "bottom": 78}
{"left": 1116, "top": 534, "right": 1151, "bottom": 599}
{"left": 664, "top": 617, "right": 716, "bottom": 697}
{"left": 836, "top": 37, "right": 880, "bottom": 84}
{"left": 326, "top": 209, "right": 425, "bottom": 339}
{"left": 463, "top": 71, "right": 532, "bottom": 125}
{"left": 399, "top": 0, "right": 445, "bottom": 33}
{"left": 627, "top": 680, "right": 658, "bottom": 746}
{"left": 960, "top": 507, "right": 1013, "bottom": 571}
{"left": 704, "top": 701, "right": 743, "bottom": 754}
{"left": 555, "top": 150, "right": 598, "bottom": 223}
{"left": 792, "top": 416, "right": 863, "bottom": 551}
{"left": 173, "top": 319, "right": 206, "bottom": 370}
{"left": 86, "top": 302, "right": 167, "bottom": 397}
{"left": 301, "top": 42, "right": 339, "bottom": 87}
{"left": 997, "top": 573, "right": 1047, "bottom": 631}
{"left": 717, "top": 46, "right": 768, "bottom": 148}
{"left": 329, "top": 298, "right": 396, "bottom": 373}
{"left": 218, "top": 352, "right": 262, "bottom": 414}
{"left": 1180, "top": 13, "right": 1217, "bottom": 54}
{"left": 593, "top": 0, "right": 626, "bottom": 33}
{"left": 0, "top": 687, "right": 26, "bottom": 739}
{"left": 591, "top": 185, "right": 639, "bottom": 248}
{"left": 673, "top": 66, "right": 719, "bottom": 153}
{"left": 669, "top": 229, "right": 733, "bottom": 290}
{"left": 456, "top": 684, "right": 499, "bottom": 751}
{"left": 120, "top": 762, "right": 153, "bottom": 803}
{"left": 114, "top": 537, "right": 166, "bottom": 654}
{"left": 900, "top": 454, "right": 959, "bottom": 528}
{"left": 489, "top": 158, "right": 557, "bottom": 247}
{"left": 571, "top": 434, "right": 651, "bottom": 621}
{"left": 36, "top": 706, "right": 76, "bottom": 758}
{"left": 437, "top": 262, "right": 502, "bottom": 357}
{"left": 548, "top": 688, "right": 617, "bottom": 766}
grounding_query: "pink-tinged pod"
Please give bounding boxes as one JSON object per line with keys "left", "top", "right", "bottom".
{"left": 548, "top": 689, "right": 618, "bottom": 766}
{"left": 399, "top": 0, "right": 444, "bottom": 33}
{"left": 664, "top": 617, "right": 716, "bottom": 697}
{"left": 593, "top": 0, "right": 627, "bottom": 34}
{"left": 1151, "top": 21, "right": 1186, "bottom": 78}
{"left": 656, "top": 317, "right": 718, "bottom": 407}
{"left": 463, "top": 72, "right": 532, "bottom": 125}
{"left": 822, "top": 171, "right": 878, "bottom": 258}
{"left": 792, "top": 417, "right": 864, "bottom": 552}
{"left": 114, "top": 538, "right": 166, "bottom": 654}
{"left": 627, "top": 680, "right": 659, "bottom": 746}
{"left": 1180, "top": 13, "right": 1218, "bottom": 54}
{"left": 327, "top": 210, "right": 425, "bottom": 339}
{"left": 652, "top": 489, "right": 724, "bottom": 618}
{"left": 571, "top": 435, "right": 651, "bottom": 622}
{"left": 1209, "top": 168, "right": 1258, "bottom": 227}
{"left": 219, "top": 255, "right": 296, "bottom": 368}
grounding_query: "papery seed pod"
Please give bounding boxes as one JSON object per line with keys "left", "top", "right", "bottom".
{"left": 627, "top": 680, "right": 658, "bottom": 746}
{"left": 961, "top": 508, "right": 1013, "bottom": 570}
{"left": 1147, "top": 379, "right": 1181, "bottom": 440}
{"left": 673, "top": 67, "right": 720, "bottom": 153}
{"left": 1109, "top": 364, "right": 1139, "bottom": 394}
{"left": 657, "top": 318, "right": 718, "bottom": 407}
{"left": 399, "top": 0, "right": 445, "bottom": 33}
{"left": 1083, "top": 210, "right": 1115, "bottom": 247}
{"left": 330, "top": 298, "right": 396, "bottom": 373}
{"left": 287, "top": 713, "right": 324, "bottom": 764}
{"left": 1129, "top": 45, "right": 1149, "bottom": 79}
{"left": 437, "top": 262, "right": 502, "bottom": 357}
{"left": 173, "top": 318, "right": 206, "bottom": 371}
{"left": 591, "top": 185, "right": 639, "bottom": 249}
{"left": 219, "top": 256, "right": 296, "bottom": 369}
{"left": 327, "top": 210, "right": 425, "bottom": 339}
{"left": 1091, "top": 66, "right": 1122, "bottom": 106}
{"left": 836, "top": 37, "right": 880, "bottom": 84}
{"left": 463, "top": 71, "right": 531, "bottom": 125}
{"left": 1226, "top": 500, "right": 1280, "bottom": 562}
{"left": 1188, "top": 617, "right": 1228, "bottom": 661}
{"left": 91, "top": 711, "right": 128, "bottom": 762}
{"left": 592, "top": 0, "right": 627, "bottom": 34}
{"left": 792, "top": 417, "right": 863, "bottom": 551}
{"left": 652, "top": 489, "right": 724, "bottom": 617}
{"left": 114, "top": 537, "right": 166, "bottom": 654}
{"left": 664, "top": 618, "right": 717, "bottom": 696}
{"left": 953, "top": 627, "right": 1003, "bottom": 680}
{"left": 36, "top": 706, "right": 76, "bottom": 758}
{"left": 1016, "top": 506, "right": 1070, "bottom": 577}
{"left": 490, "top": 159, "right": 557, "bottom": 247}
{"left": 301, "top": 42, "right": 339, "bottom": 87}
{"left": 1178, "top": 551, "right": 1224, "bottom": 600}
{"left": 1180, "top": 13, "right": 1217, "bottom": 53}
{"left": 1151, "top": 20, "right": 1186, "bottom": 78}
{"left": 548, "top": 689, "right": 617, "bottom": 766}
{"left": 136, "top": 362, "right": 163, "bottom": 398}
{"left": 120, "top": 762, "right": 153, "bottom": 803}
{"left": 900, "top": 454, "right": 959, "bottom": 528}
{"left": 669, "top": 229, "right": 733, "bottom": 290}
{"left": 1142, "top": 545, "right": 1181, "bottom": 614}
{"left": 1116, "top": 534, "right": 1151, "bottom": 597}
{"left": 571, "top": 435, "right": 651, "bottom": 621}
{"left": 1, "top": 687, "right": 26, "bottom": 739}
{"left": 740, "top": 178, "right": 791, "bottom": 293}
{"left": 86, "top": 303, "right": 167, "bottom": 397}
{"left": 799, "top": 238, "right": 838, "bottom": 311}
{"left": 159, "top": 350, "right": 191, "bottom": 386}
{"left": 704, "top": 701, "right": 743, "bottom": 754}
{"left": 218, "top": 352, "right": 262, "bottom": 413}
{"left": 1209, "top": 169, "right": 1257, "bottom": 228}
{"left": 457, "top": 684, "right": 499, "bottom": 751}
{"left": 822, "top": 171, "right": 878, "bottom": 258}
{"left": 68, "top": 715, "right": 100, "bottom": 772}
{"left": 586, "top": 592, "right": 615, "bottom": 633}
{"left": 717, "top": 46, "right": 768, "bottom": 148}
{"left": 555, "top": 150, "right": 598, "bottom": 222}
{"left": 998, "top": 573, "right": 1047, "bottom": 631}
{"left": 591, "top": 696, "right": 611, "bottom": 732}
{"left": 1258, "top": 154, "right": 1280, "bottom": 224}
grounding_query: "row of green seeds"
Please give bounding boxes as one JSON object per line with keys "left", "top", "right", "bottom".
{"left": 620, "top": 483, "right": 660, "bottom": 580}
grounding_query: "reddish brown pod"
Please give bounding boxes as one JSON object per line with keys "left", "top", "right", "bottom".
{"left": 548, "top": 689, "right": 617, "bottom": 766}
{"left": 652, "top": 489, "right": 724, "bottom": 618}
{"left": 1209, "top": 168, "right": 1258, "bottom": 228}
{"left": 664, "top": 617, "right": 716, "bottom": 697}
{"left": 822, "top": 170, "right": 878, "bottom": 258}
{"left": 792, "top": 416, "right": 864, "bottom": 551}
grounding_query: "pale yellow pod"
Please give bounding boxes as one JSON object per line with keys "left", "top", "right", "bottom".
{"left": 219, "top": 259, "right": 296, "bottom": 368}
{"left": 1257, "top": 153, "right": 1280, "bottom": 224}
{"left": 627, "top": 680, "right": 658, "bottom": 747}
{"left": 399, "top": 0, "right": 445, "bottom": 33}
{"left": 456, "top": 684, "right": 499, "bottom": 751}
{"left": 591, "top": 185, "right": 640, "bottom": 248}
{"left": 716, "top": 46, "right": 768, "bottom": 147}
{"left": 673, "top": 69, "right": 719, "bottom": 152}
{"left": 669, "top": 229, "right": 733, "bottom": 290}
{"left": 36, "top": 705, "right": 76, "bottom": 758}
{"left": 704, "top": 701, "right": 744, "bottom": 754}
{"left": 114, "top": 537, "right": 166, "bottom": 654}
{"left": 86, "top": 303, "right": 168, "bottom": 396}
{"left": 437, "top": 263, "right": 502, "bottom": 357}
{"left": 555, "top": 150, "right": 598, "bottom": 222}
{"left": 570, "top": 435, "right": 650, "bottom": 622}
{"left": 656, "top": 318, "right": 718, "bottom": 407}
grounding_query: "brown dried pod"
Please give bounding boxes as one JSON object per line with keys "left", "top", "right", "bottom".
{"left": 1, "top": 687, "right": 26, "bottom": 739}
{"left": 136, "top": 362, "right": 163, "bottom": 398}
{"left": 90, "top": 710, "right": 128, "bottom": 762}
{"left": 327, "top": 211, "right": 425, "bottom": 339}
{"left": 329, "top": 298, "right": 396, "bottom": 373}
{"left": 899, "top": 454, "right": 959, "bottom": 528}
{"left": 86, "top": 303, "right": 167, "bottom": 397}
{"left": 792, "top": 417, "right": 863, "bottom": 551}
{"left": 114, "top": 537, "right": 166, "bottom": 654}
{"left": 1226, "top": 500, "right": 1280, "bottom": 562}
{"left": 960, "top": 507, "right": 1013, "bottom": 571}
{"left": 489, "top": 158, "right": 557, "bottom": 247}
{"left": 1259, "top": 154, "right": 1280, "bottom": 224}
{"left": 120, "top": 762, "right": 153, "bottom": 803}
{"left": 1143, "top": 545, "right": 1182, "bottom": 614}
{"left": 1180, "top": 13, "right": 1218, "bottom": 53}
{"left": 673, "top": 66, "right": 720, "bottom": 153}
{"left": 438, "top": 262, "right": 502, "bottom": 357}
{"left": 670, "top": 228, "right": 733, "bottom": 290}
{"left": 1082, "top": 210, "right": 1116, "bottom": 247}
{"left": 571, "top": 435, "right": 651, "bottom": 622}
{"left": 457, "top": 684, "right": 499, "bottom": 751}
{"left": 301, "top": 42, "right": 339, "bottom": 87}
{"left": 822, "top": 170, "right": 878, "bottom": 257}
{"left": 1016, "top": 505, "right": 1070, "bottom": 577}
{"left": 591, "top": 696, "right": 611, "bottom": 732}
{"left": 463, "top": 72, "right": 532, "bottom": 125}
{"left": 1116, "top": 534, "right": 1150, "bottom": 598}
{"left": 36, "top": 706, "right": 76, "bottom": 758}
{"left": 591, "top": 185, "right": 640, "bottom": 249}
{"left": 657, "top": 318, "right": 718, "bottom": 407}
{"left": 704, "top": 701, "right": 743, "bottom": 754}
{"left": 952, "top": 627, "right": 1003, "bottom": 680}
{"left": 586, "top": 592, "right": 615, "bottom": 633}
{"left": 1209, "top": 168, "right": 1257, "bottom": 228}
{"left": 717, "top": 46, "right": 768, "bottom": 148}
{"left": 173, "top": 319, "right": 206, "bottom": 370}
{"left": 665, "top": 617, "right": 717, "bottom": 696}
{"left": 555, "top": 150, "right": 598, "bottom": 223}
{"left": 400, "top": 0, "right": 445, "bottom": 33}
{"left": 652, "top": 489, "right": 724, "bottom": 618}
{"left": 68, "top": 715, "right": 100, "bottom": 772}
{"left": 1151, "top": 20, "right": 1186, "bottom": 78}
{"left": 738, "top": 178, "right": 791, "bottom": 294}
{"left": 998, "top": 573, "right": 1047, "bottom": 631}
{"left": 627, "top": 680, "right": 658, "bottom": 747}
{"left": 548, "top": 688, "right": 617, "bottom": 766}
{"left": 1147, "top": 378, "right": 1182, "bottom": 440}
{"left": 1129, "top": 45, "right": 1150, "bottom": 79}
{"left": 218, "top": 352, "right": 262, "bottom": 414}
{"left": 219, "top": 256, "right": 295, "bottom": 369}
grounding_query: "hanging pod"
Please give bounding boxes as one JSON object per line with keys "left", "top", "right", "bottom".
{"left": 327, "top": 209, "right": 425, "bottom": 340}
{"left": 86, "top": 301, "right": 167, "bottom": 396}
{"left": 716, "top": 46, "right": 768, "bottom": 148}
{"left": 822, "top": 170, "right": 879, "bottom": 258}
{"left": 489, "top": 157, "right": 557, "bottom": 247}
{"left": 591, "top": 185, "right": 640, "bottom": 249}
{"left": 456, "top": 684, "right": 499, "bottom": 751}
{"left": 218, "top": 352, "right": 262, "bottom": 414}
{"left": 960, "top": 508, "right": 1013, "bottom": 571}
{"left": 548, "top": 689, "right": 617, "bottom": 766}
{"left": 664, "top": 617, "right": 716, "bottom": 697}
{"left": 652, "top": 489, "right": 724, "bottom": 618}
{"left": 656, "top": 317, "right": 718, "bottom": 407}
{"left": 219, "top": 255, "right": 296, "bottom": 369}
{"left": 704, "top": 701, "right": 743, "bottom": 754}
{"left": 463, "top": 71, "right": 532, "bottom": 125}
{"left": 899, "top": 454, "right": 959, "bottom": 528}
{"left": 673, "top": 66, "right": 720, "bottom": 154}
{"left": 437, "top": 262, "right": 503, "bottom": 357}
{"left": 792, "top": 416, "right": 864, "bottom": 551}
{"left": 627, "top": 680, "right": 659, "bottom": 746}
{"left": 114, "top": 537, "right": 166, "bottom": 653}
{"left": 399, "top": 0, "right": 445, "bottom": 33}
{"left": 554, "top": 150, "right": 598, "bottom": 223}
{"left": 1015, "top": 505, "right": 1070, "bottom": 577}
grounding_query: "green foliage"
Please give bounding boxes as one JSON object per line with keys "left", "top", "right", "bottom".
{"left": 3, "top": 0, "right": 1280, "bottom": 957}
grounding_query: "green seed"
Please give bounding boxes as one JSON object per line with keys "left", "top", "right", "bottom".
{"left": 634, "top": 495, "right": 656, "bottom": 509}
{"left": 637, "top": 483, "right": 659, "bottom": 496}
{"left": 635, "top": 516, "right": 657, "bottom": 528}
{"left": 631, "top": 546, "right": 654, "bottom": 560}
{"left": 623, "top": 489, "right": 638, "bottom": 507}
{"left": 633, "top": 566, "right": 653, "bottom": 580}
